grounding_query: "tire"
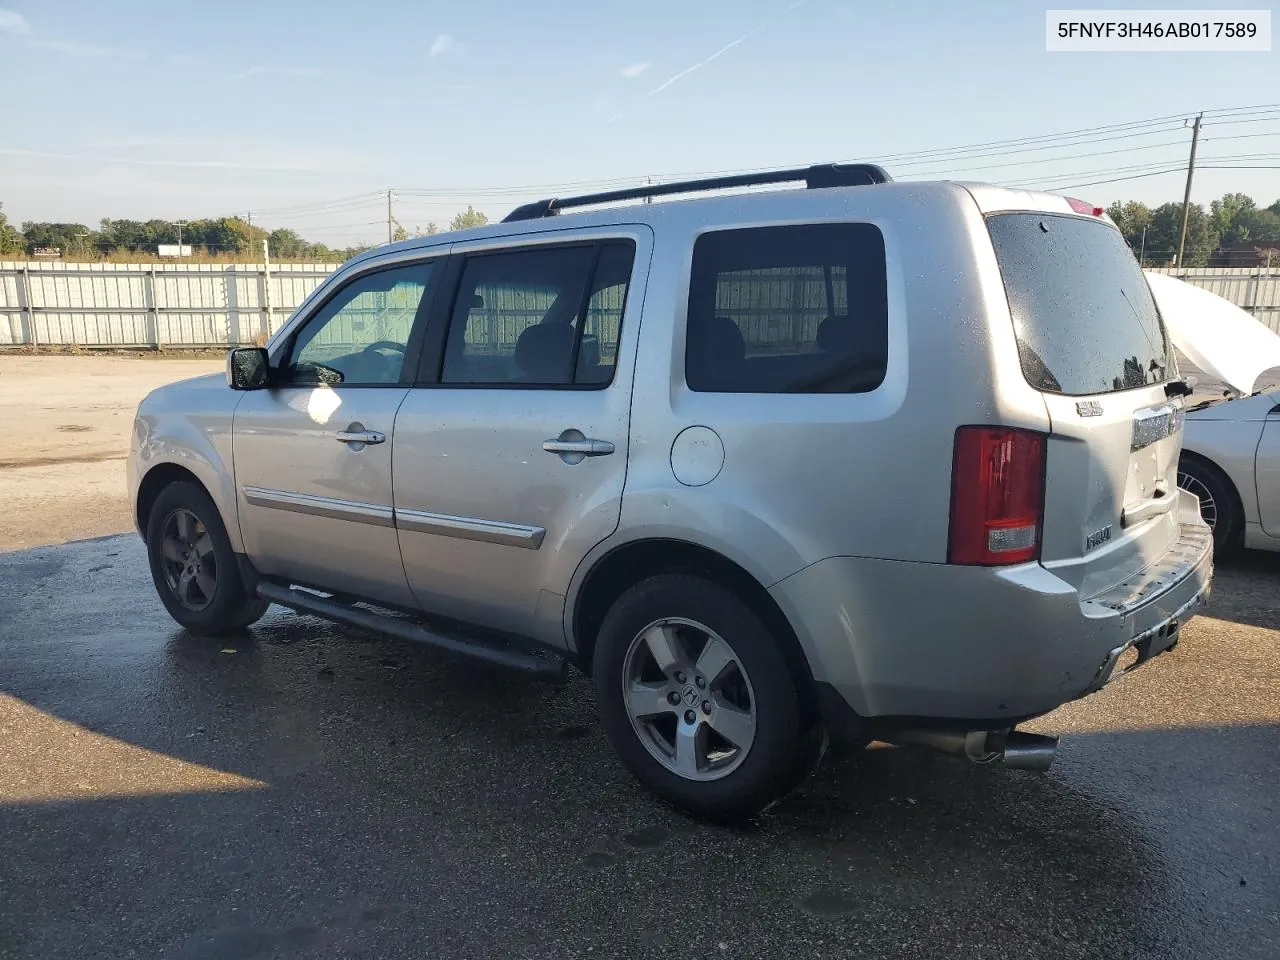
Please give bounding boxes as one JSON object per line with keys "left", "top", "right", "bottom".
{"left": 1177, "top": 455, "right": 1241, "bottom": 556}
{"left": 592, "top": 574, "right": 816, "bottom": 822}
{"left": 145, "top": 481, "right": 268, "bottom": 634}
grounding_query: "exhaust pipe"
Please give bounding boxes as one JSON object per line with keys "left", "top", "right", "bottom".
{"left": 1000, "top": 731, "right": 1058, "bottom": 772}
{"left": 881, "top": 728, "right": 1058, "bottom": 772}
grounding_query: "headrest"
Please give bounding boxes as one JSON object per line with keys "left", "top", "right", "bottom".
{"left": 690, "top": 315, "right": 746, "bottom": 362}
{"left": 686, "top": 315, "right": 746, "bottom": 390}
{"left": 578, "top": 333, "right": 601, "bottom": 370}
{"left": 816, "top": 316, "right": 854, "bottom": 354}
{"left": 514, "top": 323, "right": 574, "bottom": 382}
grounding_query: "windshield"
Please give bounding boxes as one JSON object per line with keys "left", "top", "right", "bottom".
{"left": 987, "top": 213, "right": 1173, "bottom": 396}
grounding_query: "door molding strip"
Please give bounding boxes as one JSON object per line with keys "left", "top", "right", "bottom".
{"left": 242, "top": 486, "right": 544, "bottom": 549}
{"left": 242, "top": 486, "right": 395, "bottom": 527}
{"left": 394, "top": 507, "right": 545, "bottom": 550}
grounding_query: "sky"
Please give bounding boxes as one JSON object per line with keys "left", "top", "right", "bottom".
{"left": 1, "top": 0, "right": 1278, "bottom": 247}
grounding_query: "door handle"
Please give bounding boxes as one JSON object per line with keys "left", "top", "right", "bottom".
{"left": 542, "top": 439, "right": 614, "bottom": 456}
{"left": 543, "top": 429, "right": 615, "bottom": 464}
{"left": 335, "top": 423, "right": 385, "bottom": 446}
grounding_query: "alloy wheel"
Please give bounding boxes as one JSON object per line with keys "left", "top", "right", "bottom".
{"left": 159, "top": 508, "right": 217, "bottom": 611}
{"left": 621, "top": 617, "right": 757, "bottom": 782}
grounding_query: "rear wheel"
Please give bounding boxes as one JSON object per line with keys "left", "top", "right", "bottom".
{"left": 1177, "top": 455, "right": 1240, "bottom": 555}
{"left": 593, "top": 574, "right": 819, "bottom": 822}
{"left": 145, "top": 481, "right": 268, "bottom": 634}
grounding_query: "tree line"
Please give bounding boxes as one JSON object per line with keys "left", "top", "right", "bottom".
{"left": 1106, "top": 192, "right": 1280, "bottom": 266}
{"left": 0, "top": 204, "right": 490, "bottom": 262}
{"left": 5, "top": 191, "right": 1279, "bottom": 267}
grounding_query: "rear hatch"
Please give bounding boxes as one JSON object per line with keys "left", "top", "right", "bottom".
{"left": 986, "top": 212, "right": 1185, "bottom": 598}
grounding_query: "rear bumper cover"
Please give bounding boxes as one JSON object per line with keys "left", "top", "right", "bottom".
{"left": 770, "top": 520, "right": 1214, "bottom": 723}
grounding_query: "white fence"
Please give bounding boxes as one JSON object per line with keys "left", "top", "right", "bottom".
{"left": 0, "top": 261, "right": 338, "bottom": 349}
{"left": 0, "top": 260, "right": 1277, "bottom": 349}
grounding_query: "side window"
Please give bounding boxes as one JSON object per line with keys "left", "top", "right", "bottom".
{"left": 287, "top": 262, "right": 433, "bottom": 386}
{"left": 685, "top": 223, "right": 887, "bottom": 394}
{"left": 441, "top": 241, "right": 635, "bottom": 387}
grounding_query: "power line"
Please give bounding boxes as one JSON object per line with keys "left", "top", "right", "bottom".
{"left": 894, "top": 136, "right": 1192, "bottom": 178}
{"left": 390, "top": 111, "right": 1280, "bottom": 200}
{"left": 1046, "top": 168, "right": 1189, "bottom": 190}
{"left": 254, "top": 199, "right": 385, "bottom": 221}
{"left": 993, "top": 147, "right": 1280, "bottom": 189}
{"left": 177, "top": 104, "right": 1280, "bottom": 245}
{"left": 390, "top": 124, "right": 1280, "bottom": 208}
{"left": 249, "top": 106, "right": 1280, "bottom": 210}
{"left": 1204, "top": 112, "right": 1280, "bottom": 127}
{"left": 1010, "top": 159, "right": 1191, "bottom": 188}
{"left": 393, "top": 120, "right": 1203, "bottom": 196}
{"left": 1046, "top": 163, "right": 1280, "bottom": 192}
{"left": 249, "top": 190, "right": 384, "bottom": 216}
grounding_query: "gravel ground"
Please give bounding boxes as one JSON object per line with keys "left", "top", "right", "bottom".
{"left": 0, "top": 354, "right": 221, "bottom": 550}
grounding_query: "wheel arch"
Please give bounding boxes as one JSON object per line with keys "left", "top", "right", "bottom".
{"left": 570, "top": 538, "right": 817, "bottom": 713}
{"left": 137, "top": 463, "right": 219, "bottom": 538}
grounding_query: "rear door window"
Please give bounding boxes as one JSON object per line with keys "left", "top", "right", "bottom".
{"left": 987, "top": 213, "right": 1172, "bottom": 396}
{"left": 685, "top": 223, "right": 888, "bottom": 394}
{"left": 439, "top": 241, "right": 634, "bottom": 387}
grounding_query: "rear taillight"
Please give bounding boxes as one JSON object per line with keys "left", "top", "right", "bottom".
{"left": 948, "top": 426, "right": 1046, "bottom": 566}
{"left": 1064, "top": 196, "right": 1105, "bottom": 217}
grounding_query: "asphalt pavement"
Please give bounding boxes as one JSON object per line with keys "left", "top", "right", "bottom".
{"left": 1, "top": 535, "right": 1277, "bottom": 960}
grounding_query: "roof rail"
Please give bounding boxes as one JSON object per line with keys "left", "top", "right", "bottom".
{"left": 500, "top": 163, "right": 892, "bottom": 223}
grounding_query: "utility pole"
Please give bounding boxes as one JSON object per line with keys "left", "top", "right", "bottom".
{"left": 176, "top": 219, "right": 188, "bottom": 257}
{"left": 74, "top": 232, "right": 88, "bottom": 259}
{"left": 1139, "top": 225, "right": 1147, "bottom": 267}
{"left": 1176, "top": 113, "right": 1203, "bottom": 267}
{"left": 387, "top": 189, "right": 394, "bottom": 243}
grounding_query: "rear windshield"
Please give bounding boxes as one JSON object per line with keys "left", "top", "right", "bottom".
{"left": 987, "top": 213, "right": 1172, "bottom": 396}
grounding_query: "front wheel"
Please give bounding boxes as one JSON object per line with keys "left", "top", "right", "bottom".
{"left": 592, "top": 574, "right": 819, "bottom": 822}
{"left": 145, "top": 481, "right": 268, "bottom": 634}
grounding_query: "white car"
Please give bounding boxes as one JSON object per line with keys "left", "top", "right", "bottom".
{"left": 1146, "top": 272, "right": 1280, "bottom": 554}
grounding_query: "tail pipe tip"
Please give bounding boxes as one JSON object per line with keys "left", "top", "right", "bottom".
{"left": 883, "top": 728, "right": 1059, "bottom": 772}
{"left": 996, "top": 730, "right": 1059, "bottom": 772}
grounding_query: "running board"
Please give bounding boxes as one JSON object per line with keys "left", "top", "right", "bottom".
{"left": 255, "top": 581, "right": 568, "bottom": 681}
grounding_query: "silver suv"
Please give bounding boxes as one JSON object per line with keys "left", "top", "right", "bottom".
{"left": 128, "top": 165, "right": 1213, "bottom": 820}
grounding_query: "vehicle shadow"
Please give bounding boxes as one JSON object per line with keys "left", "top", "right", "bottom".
{"left": 1, "top": 536, "right": 1276, "bottom": 959}
{"left": 1202, "top": 547, "right": 1280, "bottom": 631}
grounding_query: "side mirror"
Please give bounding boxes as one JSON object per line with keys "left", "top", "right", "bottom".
{"left": 227, "top": 347, "right": 271, "bottom": 391}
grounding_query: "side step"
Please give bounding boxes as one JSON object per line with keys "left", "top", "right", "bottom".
{"left": 255, "top": 581, "right": 568, "bottom": 681}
